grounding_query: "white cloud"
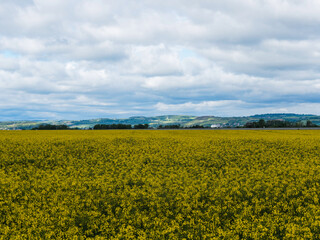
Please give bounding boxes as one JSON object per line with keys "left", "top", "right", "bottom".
{"left": 126, "top": 44, "right": 183, "bottom": 77}
{"left": 0, "top": 0, "right": 320, "bottom": 119}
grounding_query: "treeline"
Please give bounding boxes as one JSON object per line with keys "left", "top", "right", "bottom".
{"left": 94, "top": 124, "right": 209, "bottom": 129}
{"left": 32, "top": 124, "right": 71, "bottom": 130}
{"left": 93, "top": 124, "right": 149, "bottom": 129}
{"left": 30, "top": 121, "right": 319, "bottom": 130}
{"left": 158, "top": 124, "right": 181, "bottom": 129}
{"left": 158, "top": 124, "right": 207, "bottom": 129}
{"left": 93, "top": 124, "right": 210, "bottom": 129}
{"left": 31, "top": 123, "right": 208, "bottom": 130}
{"left": 244, "top": 119, "right": 318, "bottom": 128}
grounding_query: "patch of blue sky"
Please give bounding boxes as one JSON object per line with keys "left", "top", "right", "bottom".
{"left": 178, "top": 48, "right": 199, "bottom": 60}
{"left": 1, "top": 50, "right": 18, "bottom": 58}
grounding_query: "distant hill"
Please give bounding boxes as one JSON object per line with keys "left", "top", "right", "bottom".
{"left": 1, "top": 113, "right": 320, "bottom": 130}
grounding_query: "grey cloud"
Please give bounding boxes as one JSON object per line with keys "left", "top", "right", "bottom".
{"left": 1, "top": 0, "right": 320, "bottom": 120}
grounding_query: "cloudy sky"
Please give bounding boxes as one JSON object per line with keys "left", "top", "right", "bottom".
{"left": 1, "top": 0, "right": 320, "bottom": 120}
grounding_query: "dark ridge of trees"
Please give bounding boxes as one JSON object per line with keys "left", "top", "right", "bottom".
{"left": 32, "top": 124, "right": 69, "bottom": 130}
{"left": 306, "top": 120, "right": 318, "bottom": 127}
{"left": 157, "top": 124, "right": 209, "bottom": 129}
{"left": 185, "top": 125, "right": 206, "bottom": 128}
{"left": 93, "top": 124, "right": 149, "bottom": 129}
{"left": 133, "top": 124, "right": 149, "bottom": 129}
{"left": 93, "top": 123, "right": 208, "bottom": 129}
{"left": 244, "top": 119, "right": 318, "bottom": 128}
{"left": 93, "top": 124, "right": 132, "bottom": 129}
{"left": 157, "top": 124, "right": 181, "bottom": 129}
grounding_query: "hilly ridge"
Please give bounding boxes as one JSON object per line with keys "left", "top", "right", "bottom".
{"left": 1, "top": 113, "right": 320, "bottom": 130}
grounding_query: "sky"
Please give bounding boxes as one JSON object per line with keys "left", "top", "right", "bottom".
{"left": 1, "top": 0, "right": 320, "bottom": 120}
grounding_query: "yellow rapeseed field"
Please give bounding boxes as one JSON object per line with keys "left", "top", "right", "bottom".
{"left": 1, "top": 130, "right": 320, "bottom": 239}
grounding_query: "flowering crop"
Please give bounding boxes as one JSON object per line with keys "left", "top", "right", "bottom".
{"left": 1, "top": 130, "right": 320, "bottom": 239}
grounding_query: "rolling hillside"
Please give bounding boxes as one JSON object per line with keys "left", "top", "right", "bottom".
{"left": 1, "top": 114, "right": 320, "bottom": 130}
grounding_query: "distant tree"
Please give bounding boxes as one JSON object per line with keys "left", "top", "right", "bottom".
{"left": 165, "top": 124, "right": 180, "bottom": 129}
{"left": 188, "top": 125, "right": 205, "bottom": 129}
{"left": 294, "top": 121, "right": 303, "bottom": 128}
{"left": 258, "top": 119, "right": 266, "bottom": 128}
{"left": 93, "top": 124, "right": 132, "bottom": 129}
{"left": 134, "top": 124, "right": 149, "bottom": 129}
{"left": 32, "top": 124, "right": 69, "bottom": 130}
{"left": 306, "top": 120, "right": 317, "bottom": 127}
{"left": 244, "top": 119, "right": 318, "bottom": 128}
{"left": 244, "top": 122, "right": 256, "bottom": 128}
{"left": 157, "top": 124, "right": 180, "bottom": 129}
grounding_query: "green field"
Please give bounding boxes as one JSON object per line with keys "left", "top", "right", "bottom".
{"left": 1, "top": 130, "right": 320, "bottom": 239}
